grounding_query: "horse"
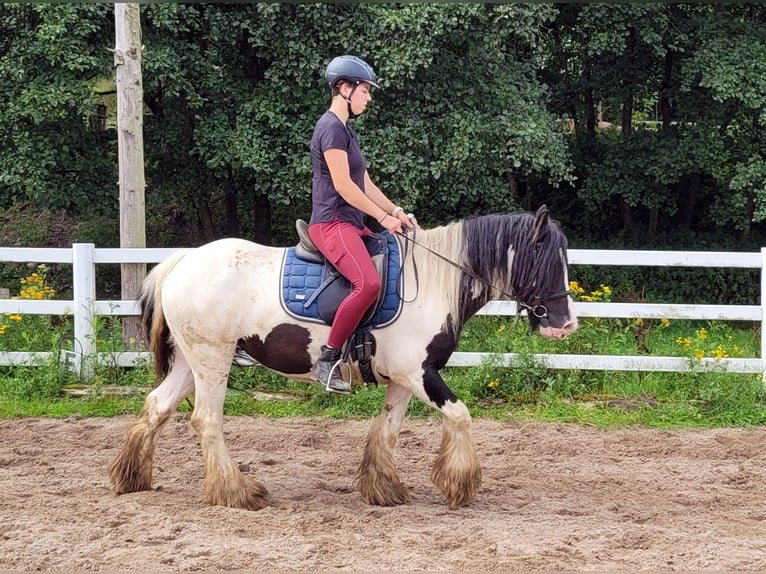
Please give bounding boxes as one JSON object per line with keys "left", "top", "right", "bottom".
{"left": 108, "top": 205, "right": 578, "bottom": 509}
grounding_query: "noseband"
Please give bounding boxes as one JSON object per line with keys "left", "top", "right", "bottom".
{"left": 517, "top": 289, "right": 571, "bottom": 326}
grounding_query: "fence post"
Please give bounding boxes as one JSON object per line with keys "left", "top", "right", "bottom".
{"left": 72, "top": 243, "right": 96, "bottom": 380}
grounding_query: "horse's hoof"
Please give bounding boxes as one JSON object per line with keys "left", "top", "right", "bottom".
{"left": 432, "top": 466, "right": 482, "bottom": 508}
{"left": 205, "top": 473, "right": 270, "bottom": 511}
{"left": 108, "top": 457, "right": 153, "bottom": 494}
{"left": 359, "top": 480, "right": 412, "bottom": 506}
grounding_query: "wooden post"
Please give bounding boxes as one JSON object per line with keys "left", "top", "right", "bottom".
{"left": 114, "top": 3, "right": 146, "bottom": 349}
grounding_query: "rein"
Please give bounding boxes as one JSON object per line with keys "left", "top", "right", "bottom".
{"left": 395, "top": 229, "right": 570, "bottom": 319}
{"left": 396, "top": 228, "right": 513, "bottom": 301}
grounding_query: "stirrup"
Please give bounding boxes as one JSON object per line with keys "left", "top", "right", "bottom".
{"left": 324, "top": 360, "right": 351, "bottom": 395}
{"left": 233, "top": 347, "right": 258, "bottom": 367}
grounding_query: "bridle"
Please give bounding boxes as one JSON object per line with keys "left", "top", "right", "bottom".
{"left": 515, "top": 240, "right": 572, "bottom": 326}
{"left": 395, "top": 229, "right": 570, "bottom": 321}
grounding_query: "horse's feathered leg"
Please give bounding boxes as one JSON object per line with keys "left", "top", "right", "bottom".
{"left": 185, "top": 343, "right": 270, "bottom": 511}
{"left": 357, "top": 383, "right": 413, "bottom": 506}
{"left": 430, "top": 394, "right": 482, "bottom": 508}
{"left": 109, "top": 350, "right": 195, "bottom": 494}
{"left": 412, "top": 368, "right": 482, "bottom": 508}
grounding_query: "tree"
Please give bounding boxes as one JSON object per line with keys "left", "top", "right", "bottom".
{"left": 3, "top": 3, "right": 765, "bottom": 254}
{"left": 542, "top": 3, "right": 766, "bottom": 246}
{"left": 0, "top": 4, "right": 116, "bottom": 221}
{"left": 136, "top": 3, "right": 574, "bottom": 239}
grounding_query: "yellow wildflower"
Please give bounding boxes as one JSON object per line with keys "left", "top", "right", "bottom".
{"left": 713, "top": 345, "right": 729, "bottom": 360}
{"left": 676, "top": 337, "right": 692, "bottom": 348}
{"left": 569, "top": 281, "right": 585, "bottom": 294}
{"left": 660, "top": 318, "right": 670, "bottom": 328}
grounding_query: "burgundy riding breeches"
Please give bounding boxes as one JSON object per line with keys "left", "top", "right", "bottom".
{"left": 308, "top": 219, "right": 382, "bottom": 350}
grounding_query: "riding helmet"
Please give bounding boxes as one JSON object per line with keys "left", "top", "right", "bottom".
{"left": 324, "top": 55, "right": 379, "bottom": 88}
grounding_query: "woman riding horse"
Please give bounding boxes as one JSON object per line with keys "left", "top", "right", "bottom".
{"left": 308, "top": 55, "right": 415, "bottom": 394}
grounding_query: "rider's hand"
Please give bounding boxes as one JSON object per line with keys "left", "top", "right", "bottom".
{"left": 396, "top": 211, "right": 417, "bottom": 230}
{"left": 381, "top": 214, "right": 403, "bottom": 234}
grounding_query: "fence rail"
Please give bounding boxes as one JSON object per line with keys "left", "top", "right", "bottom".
{"left": 1, "top": 243, "right": 764, "bottom": 379}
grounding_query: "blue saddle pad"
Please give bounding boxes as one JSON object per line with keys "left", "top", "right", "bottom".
{"left": 280, "top": 232, "right": 403, "bottom": 328}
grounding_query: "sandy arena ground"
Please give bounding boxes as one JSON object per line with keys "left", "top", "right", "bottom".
{"left": 1, "top": 414, "right": 766, "bottom": 571}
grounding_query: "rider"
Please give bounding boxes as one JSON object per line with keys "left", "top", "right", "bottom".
{"left": 309, "top": 55, "right": 415, "bottom": 394}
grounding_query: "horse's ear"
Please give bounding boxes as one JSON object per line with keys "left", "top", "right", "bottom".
{"left": 532, "top": 204, "right": 550, "bottom": 243}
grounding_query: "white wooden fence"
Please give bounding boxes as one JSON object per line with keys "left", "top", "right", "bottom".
{"left": 0, "top": 243, "right": 764, "bottom": 379}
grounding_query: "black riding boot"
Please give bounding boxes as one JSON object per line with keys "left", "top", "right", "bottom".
{"left": 311, "top": 345, "right": 351, "bottom": 395}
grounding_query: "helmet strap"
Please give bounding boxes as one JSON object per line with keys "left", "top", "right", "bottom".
{"left": 344, "top": 83, "right": 359, "bottom": 119}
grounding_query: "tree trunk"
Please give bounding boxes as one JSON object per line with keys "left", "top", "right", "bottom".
{"left": 506, "top": 172, "right": 520, "bottom": 203}
{"left": 197, "top": 198, "right": 217, "bottom": 243}
{"left": 648, "top": 207, "right": 659, "bottom": 239}
{"left": 621, "top": 26, "right": 636, "bottom": 137}
{"left": 619, "top": 197, "right": 634, "bottom": 236}
{"left": 115, "top": 3, "right": 146, "bottom": 349}
{"left": 678, "top": 172, "right": 701, "bottom": 229}
{"left": 253, "top": 194, "right": 272, "bottom": 245}
{"left": 225, "top": 186, "right": 240, "bottom": 237}
{"left": 659, "top": 49, "right": 674, "bottom": 127}
{"left": 582, "top": 87, "right": 597, "bottom": 157}
{"left": 739, "top": 192, "right": 755, "bottom": 242}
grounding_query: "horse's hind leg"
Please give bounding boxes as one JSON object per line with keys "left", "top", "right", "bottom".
{"left": 188, "top": 349, "right": 269, "bottom": 511}
{"left": 109, "top": 351, "right": 195, "bottom": 494}
{"left": 358, "top": 383, "right": 413, "bottom": 506}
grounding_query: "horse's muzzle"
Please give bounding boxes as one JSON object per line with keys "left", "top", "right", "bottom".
{"left": 539, "top": 318, "right": 578, "bottom": 340}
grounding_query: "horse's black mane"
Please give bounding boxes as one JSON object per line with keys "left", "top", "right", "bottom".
{"left": 461, "top": 211, "right": 568, "bottom": 312}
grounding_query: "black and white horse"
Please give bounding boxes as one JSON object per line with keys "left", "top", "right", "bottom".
{"left": 109, "top": 206, "right": 577, "bottom": 509}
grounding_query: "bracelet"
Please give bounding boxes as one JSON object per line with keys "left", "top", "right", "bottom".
{"left": 377, "top": 212, "right": 388, "bottom": 224}
{"left": 391, "top": 206, "right": 403, "bottom": 218}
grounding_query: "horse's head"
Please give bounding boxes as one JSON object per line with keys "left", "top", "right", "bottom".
{"left": 514, "top": 206, "right": 578, "bottom": 340}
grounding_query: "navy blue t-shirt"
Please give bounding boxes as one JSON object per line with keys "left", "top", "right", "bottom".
{"left": 309, "top": 111, "right": 367, "bottom": 228}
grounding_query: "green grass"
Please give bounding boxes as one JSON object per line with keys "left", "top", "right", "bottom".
{"left": 1, "top": 314, "right": 764, "bottom": 428}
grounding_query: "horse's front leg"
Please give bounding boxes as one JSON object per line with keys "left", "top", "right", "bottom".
{"left": 421, "top": 367, "right": 482, "bottom": 508}
{"left": 358, "top": 382, "right": 413, "bottom": 506}
{"left": 188, "top": 348, "right": 270, "bottom": 511}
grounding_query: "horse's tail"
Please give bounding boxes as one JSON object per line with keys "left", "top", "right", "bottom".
{"left": 139, "top": 249, "right": 190, "bottom": 381}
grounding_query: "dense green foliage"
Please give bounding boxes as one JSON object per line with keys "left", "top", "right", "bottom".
{"left": 1, "top": 3, "right": 766, "bottom": 303}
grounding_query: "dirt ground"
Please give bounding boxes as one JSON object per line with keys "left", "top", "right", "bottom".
{"left": 2, "top": 414, "right": 766, "bottom": 571}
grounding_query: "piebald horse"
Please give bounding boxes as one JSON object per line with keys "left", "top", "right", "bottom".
{"left": 109, "top": 206, "right": 577, "bottom": 509}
